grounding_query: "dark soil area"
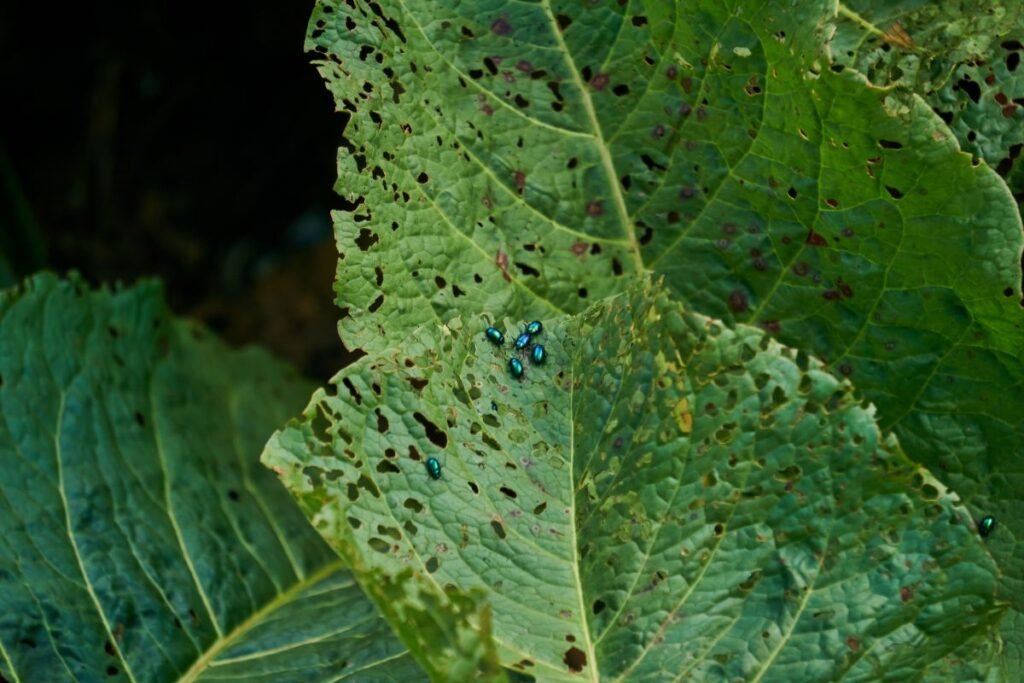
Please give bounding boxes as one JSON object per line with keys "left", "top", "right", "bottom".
{"left": 0, "top": 1, "right": 352, "bottom": 380}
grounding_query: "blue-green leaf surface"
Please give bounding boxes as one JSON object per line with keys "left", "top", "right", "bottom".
{"left": 830, "top": 0, "right": 1024, "bottom": 194}
{"left": 0, "top": 274, "right": 420, "bottom": 682}
{"left": 307, "top": 0, "right": 1024, "bottom": 675}
{"left": 265, "top": 280, "right": 1003, "bottom": 681}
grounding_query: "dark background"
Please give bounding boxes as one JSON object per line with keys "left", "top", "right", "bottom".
{"left": 0, "top": 1, "right": 350, "bottom": 380}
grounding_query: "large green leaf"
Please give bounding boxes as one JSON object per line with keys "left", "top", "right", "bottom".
{"left": 0, "top": 274, "right": 422, "bottom": 681}
{"left": 830, "top": 0, "right": 1024, "bottom": 195}
{"left": 265, "top": 280, "right": 1004, "bottom": 681}
{"left": 309, "top": 0, "right": 1024, "bottom": 669}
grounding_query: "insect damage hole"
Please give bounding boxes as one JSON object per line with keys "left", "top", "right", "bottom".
{"left": 564, "top": 646, "right": 587, "bottom": 673}
{"left": 413, "top": 412, "right": 449, "bottom": 448}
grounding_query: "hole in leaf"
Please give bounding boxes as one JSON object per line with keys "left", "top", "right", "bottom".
{"left": 564, "top": 647, "right": 587, "bottom": 673}
{"left": 413, "top": 412, "right": 448, "bottom": 448}
{"left": 376, "top": 460, "right": 400, "bottom": 474}
{"left": 355, "top": 228, "right": 379, "bottom": 251}
{"left": 957, "top": 77, "right": 981, "bottom": 103}
{"left": 515, "top": 261, "right": 540, "bottom": 277}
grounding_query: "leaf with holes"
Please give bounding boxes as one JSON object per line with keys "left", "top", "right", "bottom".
{"left": 0, "top": 274, "right": 427, "bottom": 682}
{"left": 830, "top": 0, "right": 1024, "bottom": 193}
{"left": 309, "top": 0, "right": 1024, "bottom": 672}
{"left": 264, "top": 280, "right": 1003, "bottom": 681}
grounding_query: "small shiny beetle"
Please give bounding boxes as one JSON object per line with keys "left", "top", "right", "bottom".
{"left": 531, "top": 344, "right": 547, "bottom": 365}
{"left": 525, "top": 320, "right": 543, "bottom": 335}
{"left": 513, "top": 333, "right": 532, "bottom": 350}
{"left": 425, "top": 457, "right": 442, "bottom": 480}
{"left": 509, "top": 357, "right": 525, "bottom": 379}
{"left": 485, "top": 326, "right": 505, "bottom": 345}
{"left": 978, "top": 515, "right": 996, "bottom": 537}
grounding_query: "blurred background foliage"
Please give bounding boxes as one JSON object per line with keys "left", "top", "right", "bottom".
{"left": 0, "top": 0, "right": 357, "bottom": 380}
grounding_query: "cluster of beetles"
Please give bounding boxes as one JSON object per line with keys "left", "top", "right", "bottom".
{"left": 422, "top": 320, "right": 548, "bottom": 481}
{"left": 485, "top": 319, "right": 546, "bottom": 379}
{"left": 423, "top": 322, "right": 1001, "bottom": 540}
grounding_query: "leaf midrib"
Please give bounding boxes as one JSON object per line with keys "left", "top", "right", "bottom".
{"left": 539, "top": 0, "right": 643, "bottom": 274}
{"left": 176, "top": 559, "right": 347, "bottom": 682}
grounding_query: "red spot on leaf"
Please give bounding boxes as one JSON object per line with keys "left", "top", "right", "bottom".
{"left": 491, "top": 17, "right": 512, "bottom": 35}
{"left": 846, "top": 636, "right": 860, "bottom": 652}
{"left": 728, "top": 290, "right": 748, "bottom": 313}
{"left": 761, "top": 320, "right": 781, "bottom": 333}
{"left": 514, "top": 170, "right": 526, "bottom": 192}
{"left": 516, "top": 60, "right": 533, "bottom": 73}
{"left": 823, "top": 290, "right": 841, "bottom": 301}
{"left": 900, "top": 586, "right": 912, "bottom": 602}
{"left": 837, "top": 278, "right": 854, "bottom": 298}
{"left": 570, "top": 242, "right": 588, "bottom": 256}
{"left": 496, "top": 250, "right": 511, "bottom": 281}
{"left": 586, "top": 201, "right": 603, "bottom": 217}
{"left": 590, "top": 73, "right": 610, "bottom": 91}
{"left": 806, "top": 230, "right": 828, "bottom": 247}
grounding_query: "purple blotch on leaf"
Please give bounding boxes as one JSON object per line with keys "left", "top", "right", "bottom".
{"left": 491, "top": 17, "right": 512, "bottom": 35}
{"left": 728, "top": 290, "right": 748, "bottom": 313}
